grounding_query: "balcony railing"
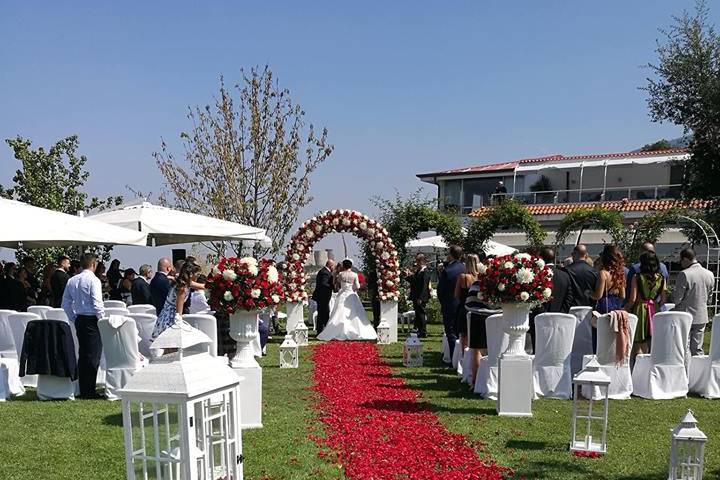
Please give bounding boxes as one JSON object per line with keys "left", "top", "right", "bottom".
{"left": 487, "top": 184, "right": 683, "bottom": 207}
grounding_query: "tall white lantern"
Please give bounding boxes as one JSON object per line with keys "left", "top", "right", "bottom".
{"left": 376, "top": 320, "right": 391, "bottom": 345}
{"left": 279, "top": 335, "right": 299, "bottom": 369}
{"left": 669, "top": 410, "right": 707, "bottom": 480}
{"left": 292, "top": 321, "right": 309, "bottom": 347}
{"left": 119, "top": 323, "right": 243, "bottom": 480}
{"left": 571, "top": 358, "right": 610, "bottom": 454}
{"left": 402, "top": 333, "right": 423, "bottom": 367}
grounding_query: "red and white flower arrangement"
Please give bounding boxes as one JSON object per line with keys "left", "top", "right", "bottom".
{"left": 284, "top": 209, "right": 400, "bottom": 302}
{"left": 477, "top": 253, "right": 553, "bottom": 305}
{"left": 205, "top": 257, "right": 285, "bottom": 314}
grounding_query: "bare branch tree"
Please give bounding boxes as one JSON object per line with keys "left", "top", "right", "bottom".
{"left": 154, "top": 66, "right": 333, "bottom": 257}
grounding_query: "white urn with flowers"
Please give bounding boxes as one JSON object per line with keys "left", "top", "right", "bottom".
{"left": 476, "top": 252, "right": 553, "bottom": 417}
{"left": 205, "top": 256, "right": 285, "bottom": 429}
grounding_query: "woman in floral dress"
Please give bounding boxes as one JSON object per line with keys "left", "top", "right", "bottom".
{"left": 152, "top": 259, "right": 202, "bottom": 341}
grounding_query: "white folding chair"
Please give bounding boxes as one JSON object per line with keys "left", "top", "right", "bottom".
{"left": 441, "top": 333, "right": 451, "bottom": 364}
{"left": 127, "top": 313, "right": 158, "bottom": 358}
{"left": 401, "top": 311, "right": 415, "bottom": 333}
{"left": 0, "top": 357, "right": 25, "bottom": 399}
{"left": 308, "top": 299, "right": 318, "bottom": 331}
{"left": 98, "top": 317, "right": 147, "bottom": 400}
{"left": 632, "top": 312, "right": 692, "bottom": 399}
{"left": 8, "top": 312, "right": 41, "bottom": 388}
{"left": 662, "top": 303, "right": 675, "bottom": 312}
{"left": 532, "top": 313, "right": 576, "bottom": 399}
{"left": 689, "top": 314, "right": 720, "bottom": 398}
{"left": 27, "top": 305, "right": 52, "bottom": 319}
{"left": 104, "top": 300, "right": 126, "bottom": 309}
{"left": 569, "top": 306, "right": 594, "bottom": 377}
{"left": 127, "top": 304, "right": 156, "bottom": 315}
{"left": 582, "top": 313, "right": 638, "bottom": 400}
{"left": 474, "top": 314, "right": 509, "bottom": 399}
{"left": 0, "top": 309, "right": 18, "bottom": 358}
{"left": 460, "top": 313, "right": 473, "bottom": 384}
{"left": 105, "top": 307, "right": 130, "bottom": 316}
{"left": 451, "top": 339, "right": 462, "bottom": 370}
{"left": 21, "top": 319, "right": 76, "bottom": 400}
{"left": 182, "top": 314, "right": 218, "bottom": 357}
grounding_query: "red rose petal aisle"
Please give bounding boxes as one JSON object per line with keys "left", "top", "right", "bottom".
{"left": 311, "top": 342, "right": 507, "bottom": 480}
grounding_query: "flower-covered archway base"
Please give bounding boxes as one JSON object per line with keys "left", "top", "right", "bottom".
{"left": 284, "top": 209, "right": 401, "bottom": 342}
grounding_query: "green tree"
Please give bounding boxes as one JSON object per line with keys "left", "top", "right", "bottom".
{"left": 465, "top": 199, "right": 545, "bottom": 254}
{"left": 2, "top": 135, "right": 122, "bottom": 267}
{"left": 639, "top": 139, "right": 672, "bottom": 151}
{"left": 645, "top": 1, "right": 720, "bottom": 202}
{"left": 155, "top": 66, "right": 333, "bottom": 257}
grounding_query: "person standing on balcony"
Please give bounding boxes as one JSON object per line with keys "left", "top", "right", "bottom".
{"left": 437, "top": 245, "right": 465, "bottom": 360}
{"left": 672, "top": 248, "right": 715, "bottom": 355}
{"left": 494, "top": 181, "right": 507, "bottom": 204}
{"left": 566, "top": 245, "right": 598, "bottom": 307}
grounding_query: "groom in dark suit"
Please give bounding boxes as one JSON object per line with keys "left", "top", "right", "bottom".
{"left": 312, "top": 259, "right": 336, "bottom": 334}
{"left": 407, "top": 253, "right": 431, "bottom": 338}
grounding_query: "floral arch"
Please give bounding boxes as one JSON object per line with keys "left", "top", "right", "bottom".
{"left": 284, "top": 209, "right": 400, "bottom": 303}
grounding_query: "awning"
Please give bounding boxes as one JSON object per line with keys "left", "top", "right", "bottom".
{"left": 514, "top": 155, "right": 678, "bottom": 173}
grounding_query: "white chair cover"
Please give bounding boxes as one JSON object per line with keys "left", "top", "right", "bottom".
{"left": 182, "top": 314, "right": 218, "bottom": 357}
{"left": 27, "top": 305, "right": 52, "bottom": 319}
{"left": 474, "top": 314, "right": 508, "bottom": 399}
{"left": 7, "top": 312, "right": 41, "bottom": 388}
{"left": 105, "top": 307, "right": 130, "bottom": 316}
{"left": 0, "top": 309, "right": 18, "bottom": 358}
{"left": 44, "top": 308, "right": 80, "bottom": 394}
{"left": 98, "top": 317, "right": 147, "bottom": 400}
{"left": 37, "top": 375, "right": 75, "bottom": 400}
{"left": 308, "top": 299, "right": 318, "bottom": 331}
{"left": 582, "top": 313, "right": 638, "bottom": 400}
{"left": 632, "top": 312, "right": 692, "bottom": 399}
{"left": 0, "top": 357, "right": 25, "bottom": 399}
{"left": 688, "top": 314, "right": 720, "bottom": 398}
{"left": 532, "top": 313, "right": 576, "bottom": 399}
{"left": 451, "top": 339, "right": 461, "bottom": 370}
{"left": 127, "top": 304, "right": 156, "bottom": 315}
{"left": 127, "top": 313, "right": 158, "bottom": 358}
{"left": 460, "top": 313, "right": 473, "bottom": 384}
{"left": 45, "top": 308, "right": 69, "bottom": 323}
{"left": 569, "top": 306, "right": 594, "bottom": 377}
{"left": 661, "top": 303, "right": 675, "bottom": 312}
{"left": 104, "top": 300, "right": 126, "bottom": 309}
{"left": 441, "top": 334, "right": 451, "bottom": 364}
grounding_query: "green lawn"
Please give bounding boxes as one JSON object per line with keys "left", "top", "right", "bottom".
{"left": 1, "top": 325, "right": 718, "bottom": 480}
{"left": 380, "top": 324, "right": 720, "bottom": 480}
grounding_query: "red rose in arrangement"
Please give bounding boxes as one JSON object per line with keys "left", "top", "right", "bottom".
{"left": 205, "top": 257, "right": 284, "bottom": 314}
{"left": 477, "top": 253, "right": 553, "bottom": 305}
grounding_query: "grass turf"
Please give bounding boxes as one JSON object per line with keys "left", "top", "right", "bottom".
{"left": 0, "top": 340, "right": 340, "bottom": 480}
{"left": 380, "top": 324, "right": 720, "bottom": 480}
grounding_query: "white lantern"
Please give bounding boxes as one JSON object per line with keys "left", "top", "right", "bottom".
{"left": 292, "top": 321, "right": 309, "bottom": 347}
{"left": 279, "top": 335, "right": 299, "bottom": 369}
{"left": 402, "top": 332, "right": 423, "bottom": 367}
{"left": 119, "top": 323, "right": 243, "bottom": 480}
{"left": 570, "top": 358, "right": 610, "bottom": 454}
{"left": 376, "top": 320, "right": 391, "bottom": 345}
{"left": 669, "top": 410, "right": 707, "bottom": 480}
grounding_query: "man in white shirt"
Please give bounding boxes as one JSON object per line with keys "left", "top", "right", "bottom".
{"left": 672, "top": 248, "right": 715, "bottom": 355}
{"left": 62, "top": 253, "right": 105, "bottom": 399}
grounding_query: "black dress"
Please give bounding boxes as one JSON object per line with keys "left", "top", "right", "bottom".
{"left": 455, "top": 286, "right": 471, "bottom": 337}
{"left": 466, "top": 281, "right": 496, "bottom": 349}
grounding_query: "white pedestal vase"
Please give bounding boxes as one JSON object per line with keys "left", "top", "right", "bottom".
{"left": 229, "top": 310, "right": 263, "bottom": 429}
{"left": 380, "top": 300, "right": 399, "bottom": 343}
{"left": 497, "top": 302, "right": 533, "bottom": 417}
{"left": 286, "top": 302, "right": 304, "bottom": 334}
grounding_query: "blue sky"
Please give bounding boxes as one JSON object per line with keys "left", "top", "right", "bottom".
{"left": 0, "top": 1, "right": 710, "bottom": 266}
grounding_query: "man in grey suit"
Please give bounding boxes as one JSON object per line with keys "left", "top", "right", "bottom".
{"left": 672, "top": 248, "right": 715, "bottom": 355}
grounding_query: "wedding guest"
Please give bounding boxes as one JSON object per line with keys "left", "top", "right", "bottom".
{"left": 119, "top": 268, "right": 136, "bottom": 305}
{"left": 407, "top": 253, "right": 431, "bottom": 338}
{"left": 107, "top": 259, "right": 122, "bottom": 300}
{"left": 61, "top": 253, "right": 104, "bottom": 399}
{"left": 466, "top": 270, "right": 497, "bottom": 388}
{"left": 529, "top": 247, "right": 574, "bottom": 352}
{"left": 189, "top": 274, "right": 211, "bottom": 314}
{"left": 50, "top": 255, "right": 71, "bottom": 308}
{"left": 39, "top": 264, "right": 55, "bottom": 306}
{"left": 437, "top": 245, "right": 465, "bottom": 360}
{"left": 2, "top": 263, "right": 28, "bottom": 311}
{"left": 95, "top": 262, "right": 110, "bottom": 299}
{"left": 590, "top": 245, "right": 626, "bottom": 352}
{"left": 455, "top": 253, "right": 480, "bottom": 355}
{"left": 312, "top": 260, "right": 335, "bottom": 334}
{"left": 21, "top": 257, "right": 40, "bottom": 297}
{"left": 131, "top": 265, "right": 153, "bottom": 305}
{"left": 150, "top": 258, "right": 173, "bottom": 315}
{"left": 627, "top": 251, "right": 666, "bottom": 356}
{"left": 152, "top": 259, "right": 201, "bottom": 340}
{"left": 566, "top": 244, "right": 598, "bottom": 307}
{"left": 70, "top": 259, "right": 82, "bottom": 277}
{"left": 626, "top": 242, "right": 669, "bottom": 300}
{"left": 672, "top": 248, "right": 715, "bottom": 355}
{"left": 17, "top": 267, "right": 37, "bottom": 307}
{"left": 562, "top": 257, "right": 574, "bottom": 268}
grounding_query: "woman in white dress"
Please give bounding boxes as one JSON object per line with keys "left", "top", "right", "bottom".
{"left": 318, "top": 259, "right": 377, "bottom": 341}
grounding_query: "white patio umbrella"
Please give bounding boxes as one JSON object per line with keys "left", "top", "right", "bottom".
{"left": 86, "top": 201, "right": 267, "bottom": 246}
{"left": 405, "top": 234, "right": 516, "bottom": 257}
{"left": 0, "top": 198, "right": 148, "bottom": 248}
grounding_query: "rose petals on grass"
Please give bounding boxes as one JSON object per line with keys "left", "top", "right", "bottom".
{"left": 312, "top": 342, "right": 508, "bottom": 479}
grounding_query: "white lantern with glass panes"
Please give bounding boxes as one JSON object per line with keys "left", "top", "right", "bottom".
{"left": 570, "top": 358, "right": 610, "bottom": 455}
{"left": 119, "top": 322, "right": 243, "bottom": 480}
{"left": 377, "top": 319, "right": 391, "bottom": 345}
{"left": 402, "top": 332, "right": 423, "bottom": 367}
{"left": 279, "top": 334, "right": 299, "bottom": 369}
{"left": 669, "top": 410, "right": 707, "bottom": 480}
{"left": 292, "top": 321, "right": 309, "bottom": 347}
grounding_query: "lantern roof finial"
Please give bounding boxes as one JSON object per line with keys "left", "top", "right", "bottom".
{"left": 573, "top": 357, "right": 611, "bottom": 386}
{"left": 672, "top": 409, "right": 708, "bottom": 441}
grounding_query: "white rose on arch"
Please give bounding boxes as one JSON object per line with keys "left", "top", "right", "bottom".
{"left": 306, "top": 230, "right": 314, "bottom": 239}
{"left": 381, "top": 252, "right": 390, "bottom": 260}
{"left": 376, "top": 242, "right": 384, "bottom": 249}
{"left": 292, "top": 253, "right": 300, "bottom": 261}
{"left": 314, "top": 225, "right": 323, "bottom": 233}
{"left": 359, "top": 221, "right": 368, "bottom": 230}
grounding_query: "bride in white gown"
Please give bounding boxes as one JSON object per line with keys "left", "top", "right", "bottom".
{"left": 317, "top": 260, "right": 377, "bottom": 341}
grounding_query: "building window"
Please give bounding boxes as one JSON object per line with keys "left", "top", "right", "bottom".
{"left": 462, "top": 178, "right": 496, "bottom": 212}
{"left": 441, "top": 180, "right": 462, "bottom": 214}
